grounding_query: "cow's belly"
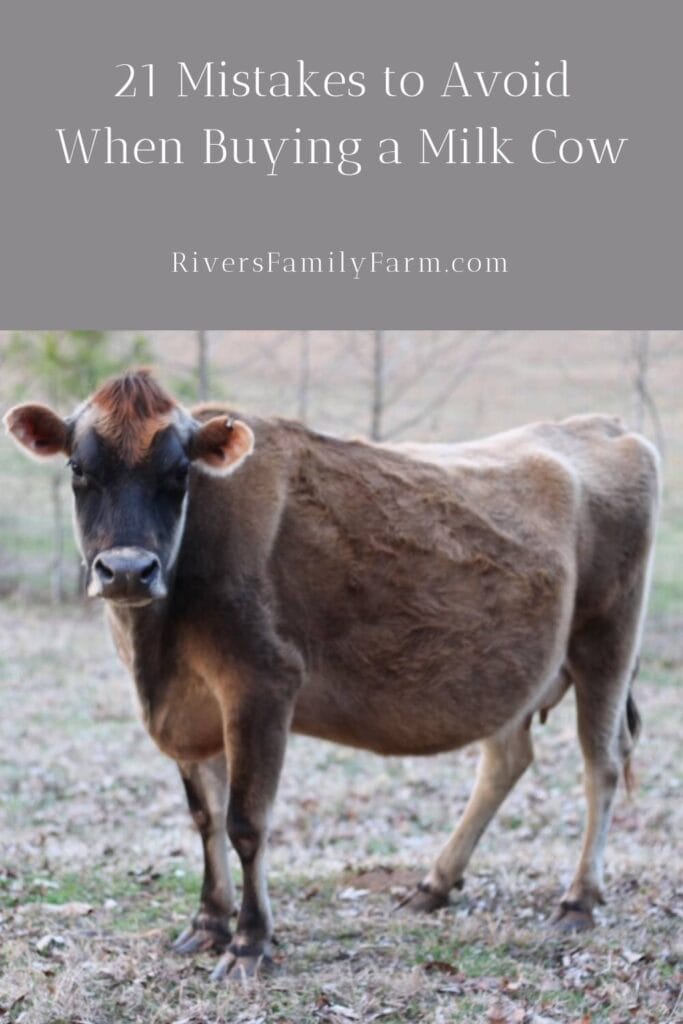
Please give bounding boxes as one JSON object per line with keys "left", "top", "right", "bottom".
{"left": 291, "top": 628, "right": 570, "bottom": 755}
{"left": 289, "top": 552, "right": 575, "bottom": 754}
{"left": 291, "top": 680, "right": 482, "bottom": 755}
{"left": 291, "top": 678, "right": 530, "bottom": 756}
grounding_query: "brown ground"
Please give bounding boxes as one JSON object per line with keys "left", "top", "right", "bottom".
{"left": 0, "top": 603, "right": 681, "bottom": 1024}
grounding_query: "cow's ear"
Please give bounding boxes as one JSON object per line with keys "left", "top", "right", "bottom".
{"left": 190, "top": 416, "right": 255, "bottom": 476}
{"left": 3, "top": 403, "right": 69, "bottom": 460}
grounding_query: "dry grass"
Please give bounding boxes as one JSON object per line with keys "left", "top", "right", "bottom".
{"left": 0, "top": 603, "right": 681, "bottom": 1024}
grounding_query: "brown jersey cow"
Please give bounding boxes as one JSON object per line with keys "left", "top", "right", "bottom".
{"left": 4, "top": 370, "right": 660, "bottom": 981}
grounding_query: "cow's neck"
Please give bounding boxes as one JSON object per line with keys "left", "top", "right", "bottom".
{"left": 105, "top": 600, "right": 171, "bottom": 724}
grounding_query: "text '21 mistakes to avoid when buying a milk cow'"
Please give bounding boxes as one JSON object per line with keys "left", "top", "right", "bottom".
{"left": 54, "top": 59, "right": 629, "bottom": 175}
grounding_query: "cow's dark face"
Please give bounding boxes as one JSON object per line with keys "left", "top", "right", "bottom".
{"left": 4, "top": 371, "right": 255, "bottom": 608}
{"left": 70, "top": 424, "right": 190, "bottom": 605}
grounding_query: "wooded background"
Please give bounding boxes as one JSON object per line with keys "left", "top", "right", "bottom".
{"left": 0, "top": 330, "right": 680, "bottom": 627}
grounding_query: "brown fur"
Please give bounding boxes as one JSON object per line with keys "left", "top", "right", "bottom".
{"left": 91, "top": 369, "right": 176, "bottom": 464}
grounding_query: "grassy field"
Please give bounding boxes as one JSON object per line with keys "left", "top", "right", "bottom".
{"left": 0, "top": 603, "right": 680, "bottom": 1024}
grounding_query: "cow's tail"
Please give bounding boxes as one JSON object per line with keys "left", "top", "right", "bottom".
{"left": 621, "top": 659, "right": 642, "bottom": 795}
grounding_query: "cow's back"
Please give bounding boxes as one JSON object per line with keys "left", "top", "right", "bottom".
{"left": 393, "top": 413, "right": 660, "bottom": 622}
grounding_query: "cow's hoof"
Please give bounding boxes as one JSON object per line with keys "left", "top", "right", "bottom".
{"left": 211, "top": 945, "right": 276, "bottom": 983}
{"left": 172, "top": 917, "right": 232, "bottom": 955}
{"left": 550, "top": 900, "right": 595, "bottom": 933}
{"left": 396, "top": 884, "right": 450, "bottom": 914}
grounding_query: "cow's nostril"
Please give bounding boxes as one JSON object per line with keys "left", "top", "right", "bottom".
{"left": 94, "top": 557, "right": 115, "bottom": 583}
{"left": 139, "top": 557, "right": 159, "bottom": 584}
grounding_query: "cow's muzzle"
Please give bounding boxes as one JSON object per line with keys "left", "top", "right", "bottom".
{"left": 89, "top": 546, "right": 167, "bottom": 604}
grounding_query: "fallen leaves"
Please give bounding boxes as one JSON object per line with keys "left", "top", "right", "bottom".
{"left": 337, "top": 887, "right": 369, "bottom": 902}
{"left": 486, "top": 998, "right": 525, "bottom": 1022}
{"left": 35, "top": 933, "right": 67, "bottom": 954}
{"left": 325, "top": 1005, "right": 359, "bottom": 1021}
{"left": 39, "top": 900, "right": 94, "bottom": 918}
{"left": 422, "top": 959, "right": 461, "bottom": 976}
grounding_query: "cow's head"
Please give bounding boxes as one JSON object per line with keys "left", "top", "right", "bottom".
{"left": 3, "top": 370, "right": 254, "bottom": 606}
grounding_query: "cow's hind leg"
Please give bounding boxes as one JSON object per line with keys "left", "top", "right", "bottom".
{"left": 553, "top": 614, "right": 642, "bottom": 932}
{"left": 402, "top": 721, "right": 534, "bottom": 912}
{"left": 173, "top": 753, "right": 235, "bottom": 954}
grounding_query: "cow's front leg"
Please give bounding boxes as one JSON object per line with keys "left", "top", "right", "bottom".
{"left": 212, "top": 688, "right": 292, "bottom": 982}
{"left": 174, "top": 753, "right": 235, "bottom": 954}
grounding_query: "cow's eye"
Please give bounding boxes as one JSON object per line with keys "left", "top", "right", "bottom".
{"left": 68, "top": 459, "right": 99, "bottom": 490}
{"left": 162, "top": 464, "right": 189, "bottom": 492}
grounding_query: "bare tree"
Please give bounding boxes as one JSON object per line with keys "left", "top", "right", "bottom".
{"left": 50, "top": 468, "right": 66, "bottom": 602}
{"left": 383, "top": 331, "right": 500, "bottom": 440}
{"left": 197, "top": 331, "right": 210, "bottom": 400}
{"left": 629, "top": 331, "right": 665, "bottom": 453}
{"left": 370, "top": 330, "right": 386, "bottom": 440}
{"left": 359, "top": 330, "right": 503, "bottom": 442}
{"left": 297, "top": 331, "right": 311, "bottom": 423}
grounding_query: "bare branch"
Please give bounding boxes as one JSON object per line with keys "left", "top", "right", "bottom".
{"left": 383, "top": 331, "right": 500, "bottom": 440}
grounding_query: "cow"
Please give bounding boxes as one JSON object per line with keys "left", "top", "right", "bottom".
{"left": 4, "top": 369, "right": 660, "bottom": 982}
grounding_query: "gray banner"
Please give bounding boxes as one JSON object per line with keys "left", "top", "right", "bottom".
{"left": 0, "top": 0, "right": 681, "bottom": 328}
